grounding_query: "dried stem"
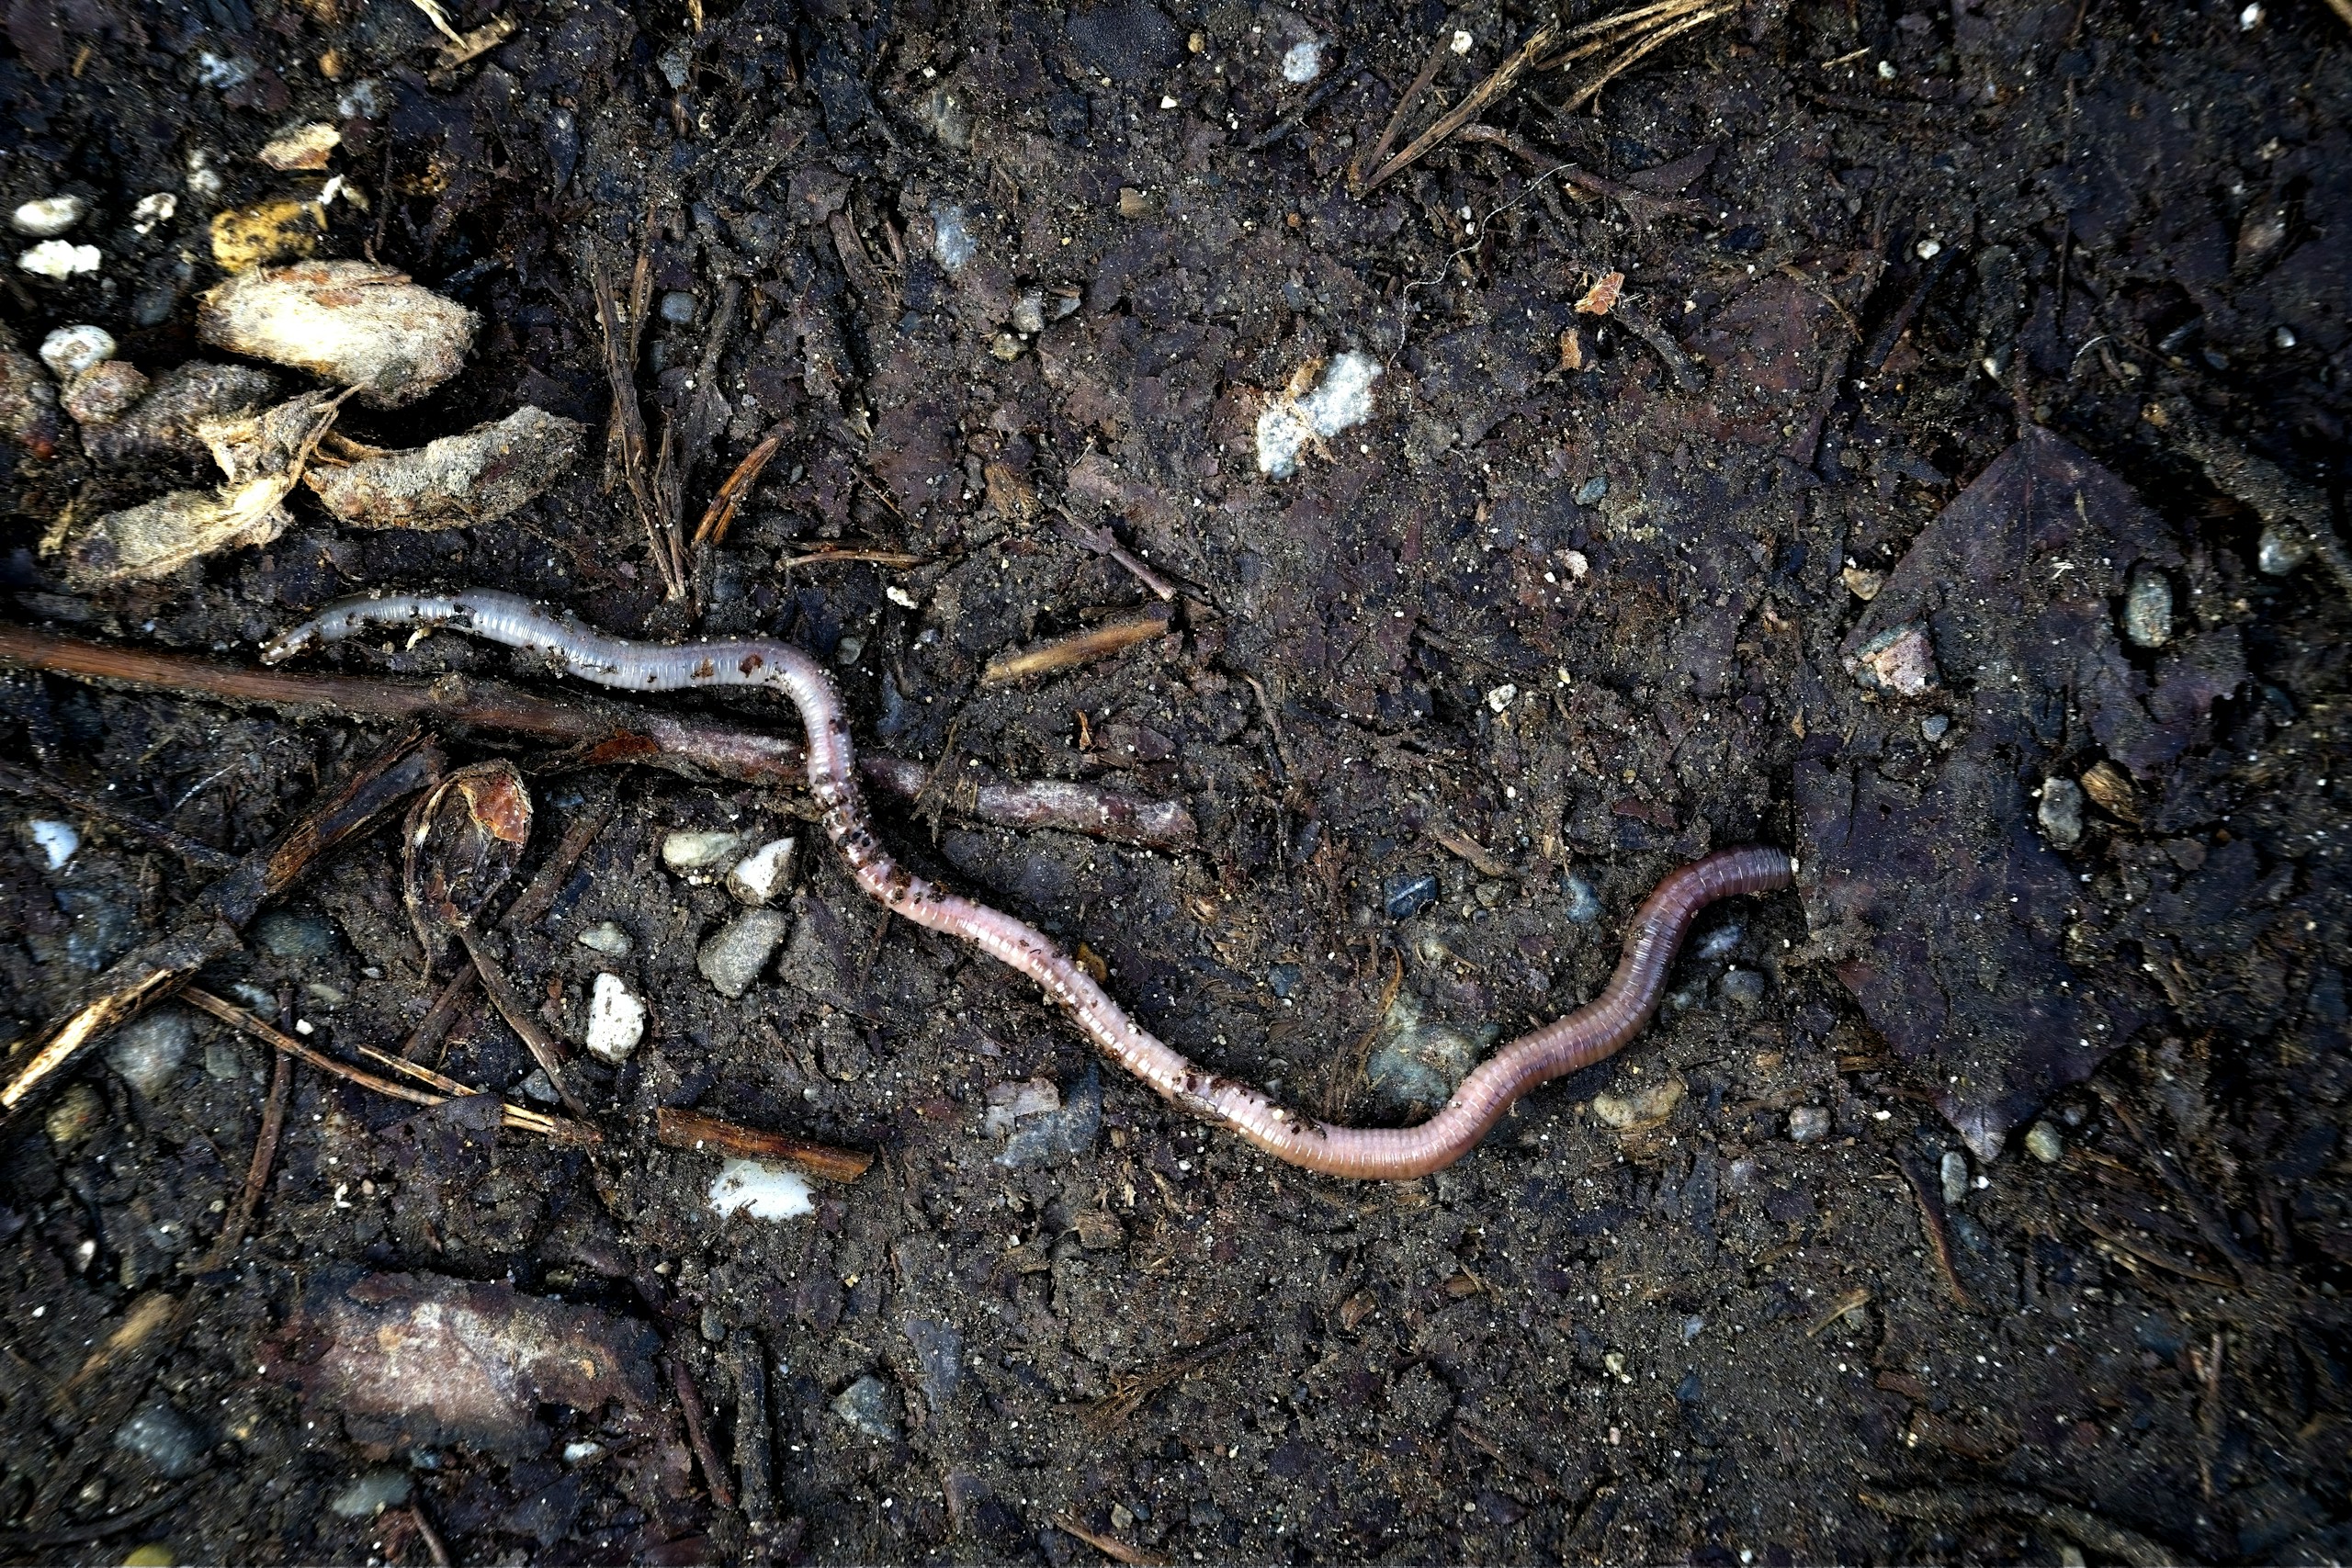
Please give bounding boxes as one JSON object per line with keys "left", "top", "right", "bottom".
{"left": 654, "top": 1105, "right": 875, "bottom": 1183}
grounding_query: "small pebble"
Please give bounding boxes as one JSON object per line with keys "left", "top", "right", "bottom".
{"left": 726, "top": 837, "right": 796, "bottom": 905}
{"left": 327, "top": 1468, "right": 412, "bottom": 1518}
{"left": 2038, "top": 776, "right": 2085, "bottom": 849}
{"left": 62, "top": 361, "right": 150, "bottom": 424}
{"left": 1485, "top": 682, "right": 1518, "bottom": 714}
{"left": 1939, "top": 1150, "right": 1970, "bottom": 1205}
{"left": 40, "top": 324, "right": 115, "bottom": 378}
{"left": 829, "top": 1374, "right": 904, "bottom": 1442}
{"left": 1719, "top": 967, "right": 1766, "bottom": 1010}
{"left": 107, "top": 1008, "right": 193, "bottom": 1097}
{"left": 2121, "top": 565, "right": 2172, "bottom": 648}
{"left": 44, "top": 1083, "right": 104, "bottom": 1147}
{"left": 254, "top": 908, "right": 340, "bottom": 964}
{"left": 1591, "top": 1075, "right": 1684, "bottom": 1130}
{"left": 1788, "top": 1105, "right": 1831, "bottom": 1143}
{"left": 518, "top": 1068, "right": 560, "bottom": 1105}
{"left": 696, "top": 908, "right": 791, "bottom": 998}
{"left": 662, "top": 829, "right": 752, "bottom": 875}
{"left": 204, "top": 1039, "right": 243, "bottom": 1080}
{"left": 708, "top": 1156, "right": 814, "bottom": 1220}
{"left": 28, "top": 818, "right": 80, "bottom": 869}
{"left": 658, "top": 289, "right": 698, "bottom": 325}
{"left": 989, "top": 332, "right": 1023, "bottom": 362}
{"left": 1681, "top": 1314, "right": 1706, "bottom": 1342}
{"left": 1921, "top": 715, "right": 1950, "bottom": 741}
{"left": 1363, "top": 1003, "right": 1476, "bottom": 1115}
{"left": 1575, "top": 475, "right": 1609, "bottom": 505}
{"left": 576, "top": 920, "right": 633, "bottom": 957}
{"left": 582, "top": 973, "right": 645, "bottom": 1064}
{"left": 113, "top": 1402, "right": 205, "bottom": 1479}
{"left": 130, "top": 192, "right": 177, "bottom": 232}
{"left": 2025, "top": 1121, "right": 2064, "bottom": 1163}
{"left": 1841, "top": 565, "right": 1886, "bottom": 601}
{"left": 1011, "top": 290, "right": 1046, "bottom": 334}
{"left": 2256, "top": 522, "right": 2309, "bottom": 576}
{"left": 562, "top": 1439, "right": 607, "bottom": 1465}
{"left": 1693, "top": 920, "right": 1744, "bottom": 961}
{"left": 12, "top": 196, "right": 87, "bottom": 236}
{"left": 18, "top": 241, "right": 102, "bottom": 278}
{"left": 1561, "top": 872, "right": 1602, "bottom": 924}
{"left": 1846, "top": 622, "right": 1938, "bottom": 697}
{"left": 1383, "top": 873, "right": 1438, "bottom": 919}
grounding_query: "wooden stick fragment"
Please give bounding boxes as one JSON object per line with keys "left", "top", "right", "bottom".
{"left": 980, "top": 608, "right": 1174, "bottom": 685}
{"left": 654, "top": 1106, "right": 874, "bottom": 1183}
{"left": 1361, "top": 23, "right": 1559, "bottom": 193}
{"left": 694, "top": 433, "right": 781, "bottom": 548}
{"left": 1350, "top": 30, "right": 1453, "bottom": 194}
{"left": 1892, "top": 1152, "right": 1977, "bottom": 1310}
{"left": 1053, "top": 1515, "right": 1169, "bottom": 1567}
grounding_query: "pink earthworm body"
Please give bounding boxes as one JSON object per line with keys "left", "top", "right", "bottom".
{"left": 265, "top": 590, "right": 1795, "bottom": 1179}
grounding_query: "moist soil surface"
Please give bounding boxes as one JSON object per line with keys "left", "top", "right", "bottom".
{"left": 2, "top": 0, "right": 2349, "bottom": 1561}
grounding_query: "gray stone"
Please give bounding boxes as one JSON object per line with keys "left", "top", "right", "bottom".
{"left": 1940, "top": 1150, "right": 1970, "bottom": 1205}
{"left": 696, "top": 908, "right": 791, "bottom": 998}
{"left": 2121, "top": 565, "right": 2173, "bottom": 648}
{"left": 1719, "top": 967, "right": 1766, "bottom": 1010}
{"left": 997, "top": 1065, "right": 1102, "bottom": 1168}
{"left": 106, "top": 1007, "right": 193, "bottom": 1096}
{"left": 1788, "top": 1105, "right": 1831, "bottom": 1144}
{"left": 114, "top": 1401, "right": 205, "bottom": 1478}
{"left": 327, "top": 1467, "right": 413, "bottom": 1518}
{"left": 254, "top": 908, "right": 340, "bottom": 964}
{"left": 830, "top": 1374, "right": 903, "bottom": 1442}
{"left": 901, "top": 1317, "right": 964, "bottom": 1412}
{"left": 1363, "top": 995, "right": 1477, "bottom": 1115}
{"left": 1921, "top": 715, "right": 1950, "bottom": 741}
{"left": 1561, "top": 872, "right": 1602, "bottom": 924}
{"left": 2025, "top": 1121, "right": 2064, "bottom": 1163}
{"left": 2256, "top": 522, "right": 2309, "bottom": 576}
{"left": 2038, "top": 776, "right": 2085, "bottom": 849}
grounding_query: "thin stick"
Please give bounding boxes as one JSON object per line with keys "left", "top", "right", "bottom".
{"left": 0, "top": 760, "right": 238, "bottom": 870}
{"left": 654, "top": 1106, "right": 874, "bottom": 1183}
{"left": 1361, "top": 22, "right": 1558, "bottom": 193}
{"left": 205, "top": 1043, "right": 292, "bottom": 1268}
{"left": 454, "top": 926, "right": 592, "bottom": 1121}
{"left": 409, "top": 1502, "right": 453, "bottom": 1568}
{"left": 1554, "top": 5, "right": 1730, "bottom": 118}
{"left": 398, "top": 964, "right": 477, "bottom": 1061}
{"left": 980, "top": 609, "right": 1174, "bottom": 685}
{"left": 1350, "top": 30, "right": 1452, "bottom": 194}
{"left": 1053, "top": 1515, "right": 1168, "bottom": 1567}
{"left": 1893, "top": 1152, "right": 1976, "bottom": 1310}
{"left": 1047, "top": 506, "right": 1180, "bottom": 602}
{"left": 695, "top": 433, "right": 781, "bottom": 549}
{"left": 776, "top": 547, "right": 928, "bottom": 570}
{"left": 672, "top": 1357, "right": 736, "bottom": 1509}
{"left": 501, "top": 790, "right": 617, "bottom": 931}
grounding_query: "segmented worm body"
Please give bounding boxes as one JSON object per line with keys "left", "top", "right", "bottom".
{"left": 266, "top": 590, "right": 1795, "bottom": 1179}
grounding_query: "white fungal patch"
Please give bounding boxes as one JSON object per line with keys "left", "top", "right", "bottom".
{"left": 1280, "top": 38, "right": 1323, "bottom": 83}
{"left": 11, "top": 197, "right": 86, "bottom": 237}
{"left": 582, "top": 973, "right": 645, "bottom": 1063}
{"left": 707, "top": 1157, "right": 815, "bottom": 1221}
{"left": 28, "top": 819, "right": 80, "bottom": 869}
{"left": 1255, "top": 351, "right": 1383, "bottom": 479}
{"left": 18, "top": 241, "right": 101, "bottom": 278}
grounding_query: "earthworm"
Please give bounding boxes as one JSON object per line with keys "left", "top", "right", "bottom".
{"left": 265, "top": 590, "right": 1795, "bottom": 1179}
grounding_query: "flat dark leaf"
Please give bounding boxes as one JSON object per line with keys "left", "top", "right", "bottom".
{"left": 1799, "top": 431, "right": 2233, "bottom": 1156}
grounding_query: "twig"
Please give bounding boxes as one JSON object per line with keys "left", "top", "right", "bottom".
{"left": 1361, "top": 23, "right": 1558, "bottom": 193}
{"left": 1430, "top": 823, "right": 1511, "bottom": 879}
{"left": 2091, "top": 1082, "right": 2255, "bottom": 1271}
{"left": 398, "top": 964, "right": 477, "bottom": 1061}
{"left": 1047, "top": 505, "right": 1180, "bottom": 601}
{"left": 2193, "top": 1329, "right": 2223, "bottom": 1502}
{"left": 1350, "top": 30, "right": 1452, "bottom": 194}
{"left": 980, "top": 607, "right": 1174, "bottom": 685}
{"left": 500, "top": 789, "right": 617, "bottom": 931}
{"left": 732, "top": 1331, "right": 777, "bottom": 1544}
{"left": 1053, "top": 1515, "right": 1169, "bottom": 1566}
{"left": 1805, "top": 1287, "right": 1872, "bottom": 1337}
{"left": 777, "top": 547, "right": 928, "bottom": 570}
{"left": 1084, "top": 1331, "right": 1254, "bottom": 1432}
{"left": 1892, "top": 1152, "right": 1976, "bottom": 1310}
{"left": 1241, "top": 673, "right": 1295, "bottom": 781}
{"left": 1448, "top": 130, "right": 1705, "bottom": 224}
{"left": 0, "top": 626, "right": 1196, "bottom": 848}
{"left": 694, "top": 433, "right": 781, "bottom": 549}
{"left": 672, "top": 1357, "right": 736, "bottom": 1509}
{"left": 1862, "top": 244, "right": 1961, "bottom": 372}
{"left": 203, "top": 1043, "right": 291, "bottom": 1268}
{"left": 0, "top": 760, "right": 239, "bottom": 870}
{"left": 0, "top": 735, "right": 443, "bottom": 1123}
{"left": 654, "top": 1106, "right": 874, "bottom": 1184}
{"left": 409, "top": 1502, "right": 453, "bottom": 1568}
{"left": 2077, "top": 1212, "right": 2234, "bottom": 1287}
{"left": 1615, "top": 305, "right": 1707, "bottom": 391}
{"left": 1858, "top": 1486, "right": 2189, "bottom": 1568}
{"left": 454, "top": 925, "right": 592, "bottom": 1120}
{"left": 1246, "top": 62, "right": 1353, "bottom": 152}
{"left": 1551, "top": 4, "right": 1729, "bottom": 117}
{"left": 593, "top": 240, "right": 687, "bottom": 600}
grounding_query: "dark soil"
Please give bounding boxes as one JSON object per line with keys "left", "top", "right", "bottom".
{"left": 3, "top": 0, "right": 2348, "bottom": 1561}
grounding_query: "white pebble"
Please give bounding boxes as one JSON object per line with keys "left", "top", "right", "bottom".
{"left": 18, "top": 241, "right": 102, "bottom": 278}
{"left": 28, "top": 819, "right": 80, "bottom": 869}
{"left": 131, "top": 193, "right": 178, "bottom": 233}
{"left": 582, "top": 973, "right": 645, "bottom": 1064}
{"left": 1486, "top": 682, "right": 1518, "bottom": 714}
{"left": 40, "top": 325, "right": 116, "bottom": 379}
{"left": 2238, "top": 2, "right": 2262, "bottom": 26}
{"left": 1451, "top": 28, "right": 1474, "bottom": 52}
{"left": 1916, "top": 237, "right": 1942, "bottom": 260}
{"left": 708, "top": 1157, "right": 814, "bottom": 1221}
{"left": 725, "top": 837, "right": 797, "bottom": 907}
{"left": 11, "top": 196, "right": 86, "bottom": 237}
{"left": 576, "top": 920, "right": 633, "bottom": 957}
{"left": 662, "top": 828, "right": 752, "bottom": 874}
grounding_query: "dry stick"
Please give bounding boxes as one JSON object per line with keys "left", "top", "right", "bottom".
{"left": 1053, "top": 1515, "right": 1168, "bottom": 1567}
{"left": 0, "top": 760, "right": 239, "bottom": 871}
{"left": 594, "top": 243, "right": 686, "bottom": 600}
{"left": 502, "top": 789, "right": 618, "bottom": 931}
{"left": 204, "top": 1045, "right": 291, "bottom": 1269}
{"left": 695, "top": 433, "right": 782, "bottom": 549}
{"left": 1892, "top": 1152, "right": 1977, "bottom": 1310}
{"left": 2092, "top": 1082, "right": 2256, "bottom": 1271}
{"left": 2325, "top": 0, "right": 2352, "bottom": 31}
{"left": 1349, "top": 29, "right": 1453, "bottom": 194}
{"left": 0, "top": 733, "right": 444, "bottom": 1124}
{"left": 671, "top": 1357, "right": 737, "bottom": 1510}
{"left": 732, "top": 1332, "right": 778, "bottom": 1548}
{"left": 1615, "top": 305, "right": 1708, "bottom": 392}
{"left": 409, "top": 1502, "right": 454, "bottom": 1568}
{"left": 654, "top": 1106, "right": 874, "bottom": 1183}
{"left": 0, "top": 626, "right": 1195, "bottom": 849}
{"left": 1362, "top": 22, "right": 1559, "bottom": 193}
{"left": 1553, "top": 5, "right": 1732, "bottom": 117}
{"left": 777, "top": 547, "right": 928, "bottom": 570}
{"left": 1047, "top": 505, "right": 1180, "bottom": 602}
{"left": 980, "top": 607, "right": 1174, "bottom": 685}
{"left": 1085, "top": 1330, "right": 1254, "bottom": 1432}
{"left": 453, "top": 925, "right": 593, "bottom": 1121}
{"left": 398, "top": 964, "right": 480, "bottom": 1062}
{"left": 2076, "top": 1212, "right": 2234, "bottom": 1288}
{"left": 1450, "top": 128, "right": 1704, "bottom": 222}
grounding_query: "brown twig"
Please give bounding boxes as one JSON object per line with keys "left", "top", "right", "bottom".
{"left": 399, "top": 964, "right": 478, "bottom": 1061}
{"left": 1892, "top": 1152, "right": 1977, "bottom": 1309}
{"left": 654, "top": 1106, "right": 875, "bottom": 1183}
{"left": 1430, "top": 823, "right": 1512, "bottom": 879}
{"left": 1084, "top": 1331, "right": 1254, "bottom": 1432}
{"left": 1350, "top": 30, "right": 1452, "bottom": 194}
{"left": 453, "top": 925, "right": 592, "bottom": 1120}
{"left": 2091, "top": 1082, "right": 2255, "bottom": 1272}
{"left": 0, "top": 759, "right": 239, "bottom": 870}
{"left": 0, "top": 733, "right": 443, "bottom": 1124}
{"left": 731, "top": 1331, "right": 777, "bottom": 1544}
{"left": 204, "top": 1043, "right": 291, "bottom": 1268}
{"left": 777, "top": 546, "right": 928, "bottom": 570}
{"left": 672, "top": 1357, "right": 736, "bottom": 1509}
{"left": 980, "top": 607, "right": 1174, "bottom": 685}
{"left": 501, "top": 789, "right": 617, "bottom": 932}
{"left": 1804, "top": 1287, "right": 1871, "bottom": 1337}
{"left": 409, "top": 1502, "right": 454, "bottom": 1568}
{"left": 2076, "top": 1212, "right": 2234, "bottom": 1288}
{"left": 1551, "top": 4, "right": 1730, "bottom": 117}
{"left": 593, "top": 239, "right": 687, "bottom": 600}
{"left": 1053, "top": 1515, "right": 1169, "bottom": 1567}
{"left": 695, "top": 433, "right": 782, "bottom": 549}
{"left": 1047, "top": 505, "right": 1180, "bottom": 602}
{"left": 1615, "top": 305, "right": 1708, "bottom": 392}
{"left": 1448, "top": 130, "right": 1705, "bottom": 225}
{"left": 0, "top": 625, "right": 1196, "bottom": 848}
{"left": 1360, "top": 23, "right": 1558, "bottom": 193}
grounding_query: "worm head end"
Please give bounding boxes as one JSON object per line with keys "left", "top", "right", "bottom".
{"left": 259, "top": 624, "right": 318, "bottom": 665}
